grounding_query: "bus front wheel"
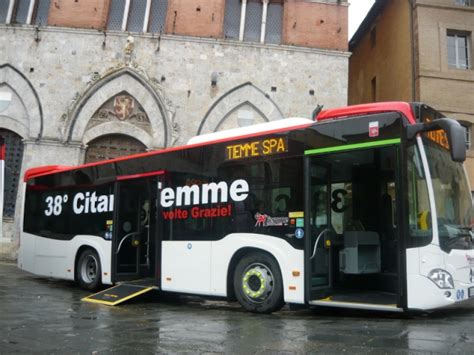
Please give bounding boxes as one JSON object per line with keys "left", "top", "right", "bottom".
{"left": 233, "top": 252, "right": 284, "bottom": 313}
{"left": 76, "top": 249, "right": 102, "bottom": 291}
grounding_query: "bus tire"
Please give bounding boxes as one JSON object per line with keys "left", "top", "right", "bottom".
{"left": 233, "top": 252, "right": 284, "bottom": 313}
{"left": 76, "top": 248, "right": 102, "bottom": 291}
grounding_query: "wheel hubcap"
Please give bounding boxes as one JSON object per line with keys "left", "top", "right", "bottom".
{"left": 242, "top": 263, "right": 274, "bottom": 303}
{"left": 81, "top": 255, "right": 98, "bottom": 284}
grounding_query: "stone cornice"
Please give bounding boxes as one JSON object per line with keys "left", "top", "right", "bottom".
{"left": 0, "top": 25, "right": 351, "bottom": 58}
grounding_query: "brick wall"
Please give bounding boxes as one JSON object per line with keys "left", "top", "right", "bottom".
{"left": 39, "top": 0, "right": 350, "bottom": 51}
{"left": 165, "top": 0, "right": 225, "bottom": 38}
{"left": 48, "top": 0, "right": 110, "bottom": 30}
{"left": 282, "top": 0, "right": 348, "bottom": 51}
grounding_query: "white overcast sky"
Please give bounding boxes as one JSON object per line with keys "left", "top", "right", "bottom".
{"left": 349, "top": 0, "right": 376, "bottom": 38}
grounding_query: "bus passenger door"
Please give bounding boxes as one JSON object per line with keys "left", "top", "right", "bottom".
{"left": 113, "top": 176, "right": 160, "bottom": 282}
{"left": 305, "top": 159, "right": 333, "bottom": 300}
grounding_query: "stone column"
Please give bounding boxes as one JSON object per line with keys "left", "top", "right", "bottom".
{"left": 122, "top": 0, "right": 131, "bottom": 31}
{"left": 239, "top": 0, "right": 248, "bottom": 41}
{"left": 260, "top": 0, "right": 269, "bottom": 44}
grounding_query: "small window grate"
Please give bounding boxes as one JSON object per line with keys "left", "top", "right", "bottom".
{"left": 223, "top": 0, "right": 240, "bottom": 40}
{"left": 148, "top": 0, "right": 168, "bottom": 33}
{"left": 127, "top": 0, "right": 147, "bottom": 33}
{"left": 107, "top": 0, "right": 126, "bottom": 31}
{"left": 244, "top": 2, "right": 262, "bottom": 43}
{"left": 265, "top": 2, "right": 282, "bottom": 44}
{"left": 12, "top": 0, "right": 30, "bottom": 24}
{"left": 0, "top": 0, "right": 9, "bottom": 23}
{"left": 0, "top": 129, "right": 24, "bottom": 218}
{"left": 33, "top": 0, "right": 50, "bottom": 26}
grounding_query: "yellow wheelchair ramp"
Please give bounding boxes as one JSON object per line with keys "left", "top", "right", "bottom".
{"left": 82, "top": 283, "right": 157, "bottom": 306}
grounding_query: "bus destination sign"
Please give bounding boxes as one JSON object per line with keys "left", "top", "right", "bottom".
{"left": 423, "top": 116, "right": 450, "bottom": 150}
{"left": 226, "top": 137, "right": 288, "bottom": 160}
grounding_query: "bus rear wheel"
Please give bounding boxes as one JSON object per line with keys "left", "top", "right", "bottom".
{"left": 233, "top": 252, "right": 284, "bottom": 313}
{"left": 76, "top": 249, "right": 102, "bottom": 291}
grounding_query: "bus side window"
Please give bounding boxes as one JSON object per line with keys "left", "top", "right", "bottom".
{"left": 407, "top": 144, "right": 432, "bottom": 247}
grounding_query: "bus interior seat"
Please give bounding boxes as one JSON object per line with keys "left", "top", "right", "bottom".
{"left": 339, "top": 231, "right": 381, "bottom": 274}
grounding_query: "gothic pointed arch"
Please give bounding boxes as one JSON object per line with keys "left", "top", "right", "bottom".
{"left": 215, "top": 101, "right": 269, "bottom": 131}
{"left": 62, "top": 63, "right": 179, "bottom": 148}
{"left": 197, "top": 82, "right": 284, "bottom": 135}
{"left": 0, "top": 64, "right": 43, "bottom": 139}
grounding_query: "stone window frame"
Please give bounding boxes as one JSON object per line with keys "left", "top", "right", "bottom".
{"left": 3, "top": 0, "right": 49, "bottom": 25}
{"left": 108, "top": 0, "right": 168, "bottom": 33}
{"left": 439, "top": 22, "right": 474, "bottom": 74}
{"left": 447, "top": 30, "right": 471, "bottom": 69}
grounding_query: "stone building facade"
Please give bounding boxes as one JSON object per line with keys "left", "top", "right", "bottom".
{"left": 0, "top": 0, "right": 350, "bottom": 258}
{"left": 348, "top": 0, "right": 474, "bottom": 193}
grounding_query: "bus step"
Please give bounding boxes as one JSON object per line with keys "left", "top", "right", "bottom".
{"left": 82, "top": 283, "right": 158, "bottom": 306}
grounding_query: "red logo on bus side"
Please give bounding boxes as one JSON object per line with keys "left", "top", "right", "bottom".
{"left": 369, "top": 121, "right": 379, "bottom": 138}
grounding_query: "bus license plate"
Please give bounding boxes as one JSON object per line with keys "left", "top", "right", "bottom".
{"left": 469, "top": 287, "right": 474, "bottom": 298}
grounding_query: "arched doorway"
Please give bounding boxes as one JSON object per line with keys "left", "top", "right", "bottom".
{"left": 0, "top": 129, "right": 24, "bottom": 218}
{"left": 85, "top": 134, "right": 147, "bottom": 164}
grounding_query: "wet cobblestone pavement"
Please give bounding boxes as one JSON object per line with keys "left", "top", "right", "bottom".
{"left": 1, "top": 262, "right": 474, "bottom": 354}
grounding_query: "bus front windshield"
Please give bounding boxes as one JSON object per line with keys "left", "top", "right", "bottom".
{"left": 424, "top": 139, "right": 474, "bottom": 251}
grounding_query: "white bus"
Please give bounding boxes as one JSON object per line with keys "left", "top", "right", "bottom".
{"left": 18, "top": 102, "right": 474, "bottom": 313}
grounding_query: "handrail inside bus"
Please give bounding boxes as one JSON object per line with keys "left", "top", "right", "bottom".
{"left": 310, "top": 229, "right": 331, "bottom": 260}
{"left": 116, "top": 231, "right": 141, "bottom": 254}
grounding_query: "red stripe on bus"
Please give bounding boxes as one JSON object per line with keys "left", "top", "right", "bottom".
{"left": 116, "top": 170, "right": 166, "bottom": 181}
{"left": 0, "top": 143, "right": 5, "bottom": 160}
{"left": 24, "top": 165, "right": 71, "bottom": 182}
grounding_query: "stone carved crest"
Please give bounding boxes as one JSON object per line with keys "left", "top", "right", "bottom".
{"left": 114, "top": 95, "right": 134, "bottom": 120}
{"left": 86, "top": 93, "right": 151, "bottom": 134}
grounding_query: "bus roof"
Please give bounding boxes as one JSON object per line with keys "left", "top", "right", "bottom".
{"left": 317, "top": 101, "right": 416, "bottom": 124}
{"left": 186, "top": 118, "right": 313, "bottom": 145}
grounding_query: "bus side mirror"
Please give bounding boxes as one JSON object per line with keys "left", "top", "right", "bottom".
{"left": 406, "top": 118, "right": 466, "bottom": 163}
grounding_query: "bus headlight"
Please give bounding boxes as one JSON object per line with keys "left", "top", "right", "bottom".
{"left": 428, "top": 269, "right": 454, "bottom": 289}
